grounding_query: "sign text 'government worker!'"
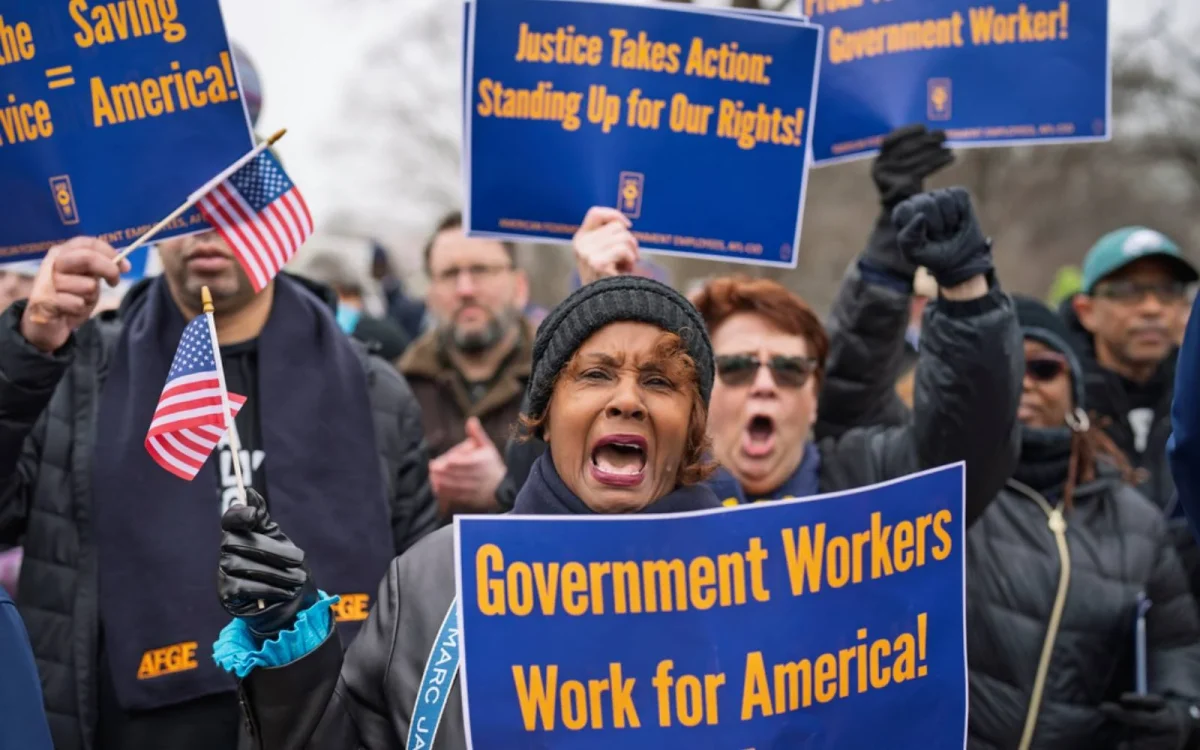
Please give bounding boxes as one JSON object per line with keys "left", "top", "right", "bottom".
{"left": 808, "top": 0, "right": 1109, "bottom": 164}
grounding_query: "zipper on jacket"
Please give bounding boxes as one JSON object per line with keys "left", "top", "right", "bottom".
{"left": 1006, "top": 479, "right": 1072, "bottom": 750}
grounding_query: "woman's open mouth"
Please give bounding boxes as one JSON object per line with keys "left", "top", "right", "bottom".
{"left": 741, "top": 415, "right": 776, "bottom": 458}
{"left": 590, "top": 434, "right": 647, "bottom": 487}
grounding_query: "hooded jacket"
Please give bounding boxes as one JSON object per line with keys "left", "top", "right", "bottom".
{"left": 0, "top": 274, "right": 438, "bottom": 750}
{"left": 968, "top": 436, "right": 1200, "bottom": 749}
{"left": 853, "top": 293, "right": 1200, "bottom": 748}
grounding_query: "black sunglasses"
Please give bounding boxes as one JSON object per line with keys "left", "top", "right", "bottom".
{"left": 715, "top": 354, "right": 818, "bottom": 388}
{"left": 1026, "top": 355, "right": 1067, "bottom": 382}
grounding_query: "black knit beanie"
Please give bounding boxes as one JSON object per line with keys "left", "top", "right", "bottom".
{"left": 1013, "top": 294, "right": 1086, "bottom": 409}
{"left": 526, "top": 276, "right": 714, "bottom": 433}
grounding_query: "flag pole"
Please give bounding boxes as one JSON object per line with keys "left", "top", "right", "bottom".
{"left": 201, "top": 286, "right": 248, "bottom": 508}
{"left": 114, "top": 129, "right": 288, "bottom": 264}
{"left": 202, "top": 285, "right": 263, "bottom": 610}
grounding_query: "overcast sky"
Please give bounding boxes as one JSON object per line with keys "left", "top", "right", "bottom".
{"left": 217, "top": 1, "right": 1195, "bottom": 229}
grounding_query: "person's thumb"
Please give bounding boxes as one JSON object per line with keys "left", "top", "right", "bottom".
{"left": 221, "top": 504, "right": 259, "bottom": 533}
{"left": 466, "top": 417, "right": 493, "bottom": 447}
{"left": 579, "top": 206, "right": 630, "bottom": 232}
{"left": 242, "top": 487, "right": 267, "bottom": 511}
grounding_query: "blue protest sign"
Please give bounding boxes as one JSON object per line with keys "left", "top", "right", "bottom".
{"left": 0, "top": 0, "right": 254, "bottom": 261}
{"left": 120, "top": 243, "right": 155, "bottom": 281}
{"left": 464, "top": 0, "right": 822, "bottom": 268}
{"left": 808, "top": 0, "right": 1109, "bottom": 164}
{"left": 455, "top": 464, "right": 966, "bottom": 748}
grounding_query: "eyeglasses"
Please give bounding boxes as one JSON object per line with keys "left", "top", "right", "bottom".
{"left": 431, "top": 263, "right": 513, "bottom": 286}
{"left": 1092, "top": 280, "right": 1187, "bottom": 304}
{"left": 715, "top": 354, "right": 818, "bottom": 388}
{"left": 1025, "top": 354, "right": 1067, "bottom": 383}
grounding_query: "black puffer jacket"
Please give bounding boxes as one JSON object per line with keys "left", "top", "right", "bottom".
{"left": 0, "top": 276, "right": 439, "bottom": 750}
{"left": 968, "top": 452, "right": 1200, "bottom": 749}
{"left": 856, "top": 291, "right": 1200, "bottom": 748}
{"left": 814, "top": 268, "right": 1020, "bottom": 522}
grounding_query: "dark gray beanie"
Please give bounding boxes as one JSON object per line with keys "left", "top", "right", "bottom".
{"left": 1013, "top": 294, "right": 1086, "bottom": 409}
{"left": 526, "top": 276, "right": 714, "bottom": 431}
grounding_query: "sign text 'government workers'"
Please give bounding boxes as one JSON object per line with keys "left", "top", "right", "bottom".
{"left": 455, "top": 464, "right": 968, "bottom": 749}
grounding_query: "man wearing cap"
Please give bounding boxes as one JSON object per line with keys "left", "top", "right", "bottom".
{"left": 1066, "top": 226, "right": 1198, "bottom": 535}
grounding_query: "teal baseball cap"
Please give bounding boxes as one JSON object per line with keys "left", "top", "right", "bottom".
{"left": 1081, "top": 226, "right": 1198, "bottom": 293}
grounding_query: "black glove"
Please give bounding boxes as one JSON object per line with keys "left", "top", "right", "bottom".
{"left": 861, "top": 210, "right": 917, "bottom": 284}
{"left": 892, "top": 187, "right": 992, "bottom": 290}
{"left": 1101, "top": 693, "right": 1199, "bottom": 750}
{"left": 872, "top": 124, "right": 956, "bottom": 212}
{"left": 218, "top": 489, "right": 318, "bottom": 640}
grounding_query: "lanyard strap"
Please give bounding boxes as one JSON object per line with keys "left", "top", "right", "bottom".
{"left": 407, "top": 599, "right": 460, "bottom": 750}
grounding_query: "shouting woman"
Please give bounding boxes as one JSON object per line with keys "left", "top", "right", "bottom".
{"left": 212, "top": 276, "right": 722, "bottom": 748}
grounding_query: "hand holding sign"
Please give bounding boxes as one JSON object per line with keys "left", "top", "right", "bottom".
{"left": 871, "top": 125, "right": 956, "bottom": 212}
{"left": 455, "top": 464, "right": 969, "bottom": 748}
{"left": 573, "top": 207, "right": 639, "bottom": 286}
{"left": 20, "top": 237, "right": 128, "bottom": 353}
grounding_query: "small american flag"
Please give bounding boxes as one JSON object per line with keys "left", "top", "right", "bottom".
{"left": 196, "top": 149, "right": 313, "bottom": 292}
{"left": 145, "top": 315, "right": 247, "bottom": 481}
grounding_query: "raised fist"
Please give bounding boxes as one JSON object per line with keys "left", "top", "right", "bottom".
{"left": 892, "top": 187, "right": 992, "bottom": 289}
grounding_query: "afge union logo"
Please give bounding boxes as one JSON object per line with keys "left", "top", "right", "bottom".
{"left": 617, "top": 171, "right": 644, "bottom": 219}
{"left": 333, "top": 593, "right": 371, "bottom": 623}
{"left": 49, "top": 175, "right": 80, "bottom": 226}
{"left": 137, "top": 641, "right": 199, "bottom": 680}
{"left": 927, "top": 78, "right": 952, "bottom": 121}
